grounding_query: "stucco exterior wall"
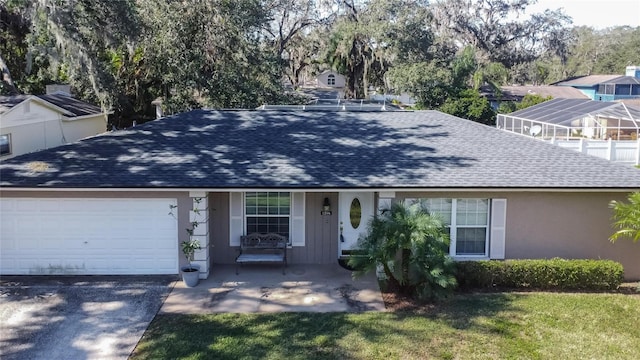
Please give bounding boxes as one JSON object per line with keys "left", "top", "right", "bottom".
{"left": 396, "top": 191, "right": 640, "bottom": 280}
{"left": 504, "top": 192, "right": 640, "bottom": 279}
{"left": 61, "top": 115, "right": 106, "bottom": 142}
{"left": 0, "top": 101, "right": 106, "bottom": 159}
{"left": 316, "top": 71, "right": 346, "bottom": 88}
{"left": 575, "top": 86, "right": 597, "bottom": 100}
{"left": 1, "top": 102, "right": 63, "bottom": 159}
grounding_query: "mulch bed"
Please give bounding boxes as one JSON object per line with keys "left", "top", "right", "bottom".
{"left": 379, "top": 281, "right": 436, "bottom": 312}
{"left": 381, "top": 288, "right": 422, "bottom": 312}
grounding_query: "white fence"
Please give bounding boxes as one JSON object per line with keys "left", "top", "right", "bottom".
{"left": 369, "top": 93, "right": 416, "bottom": 105}
{"left": 547, "top": 138, "right": 640, "bottom": 166}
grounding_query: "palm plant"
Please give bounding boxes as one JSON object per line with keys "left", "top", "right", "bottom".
{"left": 609, "top": 192, "right": 640, "bottom": 243}
{"left": 348, "top": 201, "right": 457, "bottom": 301}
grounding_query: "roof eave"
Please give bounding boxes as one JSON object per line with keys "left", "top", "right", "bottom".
{"left": 1, "top": 186, "right": 638, "bottom": 193}
{"left": 61, "top": 112, "right": 109, "bottom": 121}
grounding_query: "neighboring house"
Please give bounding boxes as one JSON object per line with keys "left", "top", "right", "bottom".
{"left": 553, "top": 66, "right": 640, "bottom": 102}
{"left": 1, "top": 110, "right": 639, "bottom": 280}
{"left": 496, "top": 98, "right": 640, "bottom": 165}
{"left": 0, "top": 93, "right": 107, "bottom": 160}
{"left": 480, "top": 85, "right": 588, "bottom": 109}
{"left": 316, "top": 70, "right": 346, "bottom": 88}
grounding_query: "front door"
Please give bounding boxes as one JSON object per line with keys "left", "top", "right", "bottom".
{"left": 339, "top": 192, "right": 374, "bottom": 255}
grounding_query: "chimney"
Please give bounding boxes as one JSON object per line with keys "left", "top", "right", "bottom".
{"left": 46, "top": 84, "right": 72, "bottom": 97}
{"left": 625, "top": 66, "right": 640, "bottom": 78}
{"left": 151, "top": 97, "right": 163, "bottom": 119}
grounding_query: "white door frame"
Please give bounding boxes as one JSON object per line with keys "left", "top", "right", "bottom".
{"left": 338, "top": 191, "right": 375, "bottom": 256}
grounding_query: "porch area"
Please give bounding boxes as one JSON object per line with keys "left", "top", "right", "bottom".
{"left": 160, "top": 264, "right": 385, "bottom": 314}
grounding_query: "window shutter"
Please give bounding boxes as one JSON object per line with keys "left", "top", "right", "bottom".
{"left": 291, "top": 192, "right": 305, "bottom": 246}
{"left": 489, "top": 199, "right": 507, "bottom": 259}
{"left": 229, "top": 192, "right": 244, "bottom": 246}
{"left": 377, "top": 198, "right": 392, "bottom": 215}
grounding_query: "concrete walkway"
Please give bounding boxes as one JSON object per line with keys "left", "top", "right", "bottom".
{"left": 160, "top": 264, "right": 386, "bottom": 314}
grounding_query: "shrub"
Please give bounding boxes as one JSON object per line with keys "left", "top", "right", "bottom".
{"left": 456, "top": 258, "right": 624, "bottom": 291}
{"left": 349, "top": 201, "right": 457, "bottom": 302}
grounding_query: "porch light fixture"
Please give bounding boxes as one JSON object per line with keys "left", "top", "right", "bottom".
{"left": 321, "top": 197, "right": 332, "bottom": 215}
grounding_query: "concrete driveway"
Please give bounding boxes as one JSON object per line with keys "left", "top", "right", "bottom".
{"left": 0, "top": 275, "right": 174, "bottom": 360}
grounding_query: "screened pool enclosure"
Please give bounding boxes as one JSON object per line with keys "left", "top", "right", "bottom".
{"left": 497, "top": 99, "right": 640, "bottom": 140}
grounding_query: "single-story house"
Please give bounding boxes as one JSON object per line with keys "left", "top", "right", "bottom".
{"left": 0, "top": 92, "right": 107, "bottom": 160}
{"left": 316, "top": 70, "right": 346, "bottom": 88}
{"left": 1, "top": 110, "right": 639, "bottom": 279}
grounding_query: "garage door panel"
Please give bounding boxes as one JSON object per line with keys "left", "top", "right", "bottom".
{"left": 154, "top": 223, "right": 178, "bottom": 232}
{"left": 17, "top": 236, "right": 41, "bottom": 249}
{"left": 1, "top": 219, "right": 16, "bottom": 243}
{"left": 75, "top": 200, "right": 107, "bottom": 212}
{"left": 14, "top": 198, "right": 41, "bottom": 211}
{"left": 0, "top": 199, "right": 15, "bottom": 211}
{"left": 0, "top": 198, "right": 179, "bottom": 275}
{"left": 154, "top": 242, "right": 177, "bottom": 250}
{"left": 39, "top": 237, "right": 76, "bottom": 250}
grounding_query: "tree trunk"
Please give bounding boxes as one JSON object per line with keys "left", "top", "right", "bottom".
{"left": 0, "top": 54, "right": 19, "bottom": 95}
{"left": 363, "top": 58, "right": 369, "bottom": 99}
{"left": 382, "top": 263, "right": 412, "bottom": 295}
{"left": 401, "top": 248, "right": 410, "bottom": 286}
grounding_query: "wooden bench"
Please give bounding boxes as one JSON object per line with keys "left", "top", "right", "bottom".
{"left": 235, "top": 233, "right": 288, "bottom": 274}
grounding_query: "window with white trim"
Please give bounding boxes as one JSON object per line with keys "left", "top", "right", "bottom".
{"left": 407, "top": 198, "right": 490, "bottom": 257}
{"left": 454, "top": 199, "right": 489, "bottom": 256}
{"left": 245, "top": 192, "right": 290, "bottom": 240}
{"left": 0, "top": 134, "right": 11, "bottom": 156}
{"left": 327, "top": 74, "right": 336, "bottom": 86}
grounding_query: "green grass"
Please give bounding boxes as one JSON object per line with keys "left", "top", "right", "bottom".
{"left": 132, "top": 292, "right": 640, "bottom": 360}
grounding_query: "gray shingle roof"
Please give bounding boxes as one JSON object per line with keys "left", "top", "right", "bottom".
{"left": 1, "top": 109, "right": 639, "bottom": 189}
{"left": 37, "top": 94, "right": 102, "bottom": 117}
{"left": 0, "top": 95, "right": 29, "bottom": 114}
{"left": 480, "top": 85, "right": 588, "bottom": 102}
{"left": 500, "top": 86, "right": 588, "bottom": 100}
{"left": 0, "top": 94, "right": 102, "bottom": 117}
{"left": 554, "top": 75, "right": 624, "bottom": 86}
{"left": 600, "top": 76, "right": 640, "bottom": 85}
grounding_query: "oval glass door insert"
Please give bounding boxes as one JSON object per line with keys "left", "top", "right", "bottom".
{"left": 350, "top": 198, "right": 362, "bottom": 229}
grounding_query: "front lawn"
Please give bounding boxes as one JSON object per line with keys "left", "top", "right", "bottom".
{"left": 132, "top": 292, "right": 640, "bottom": 360}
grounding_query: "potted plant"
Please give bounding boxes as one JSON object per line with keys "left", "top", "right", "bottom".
{"left": 181, "top": 238, "right": 201, "bottom": 287}
{"left": 170, "top": 199, "right": 209, "bottom": 287}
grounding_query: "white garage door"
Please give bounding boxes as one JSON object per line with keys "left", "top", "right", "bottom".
{"left": 0, "top": 198, "right": 179, "bottom": 275}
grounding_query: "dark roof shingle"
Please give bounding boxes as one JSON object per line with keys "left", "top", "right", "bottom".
{"left": 1, "top": 110, "right": 639, "bottom": 189}
{"left": 37, "top": 94, "right": 102, "bottom": 117}
{"left": 554, "top": 75, "right": 624, "bottom": 86}
{"left": 0, "top": 94, "right": 102, "bottom": 117}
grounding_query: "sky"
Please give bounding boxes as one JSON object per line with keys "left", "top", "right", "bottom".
{"left": 526, "top": 0, "right": 640, "bottom": 29}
